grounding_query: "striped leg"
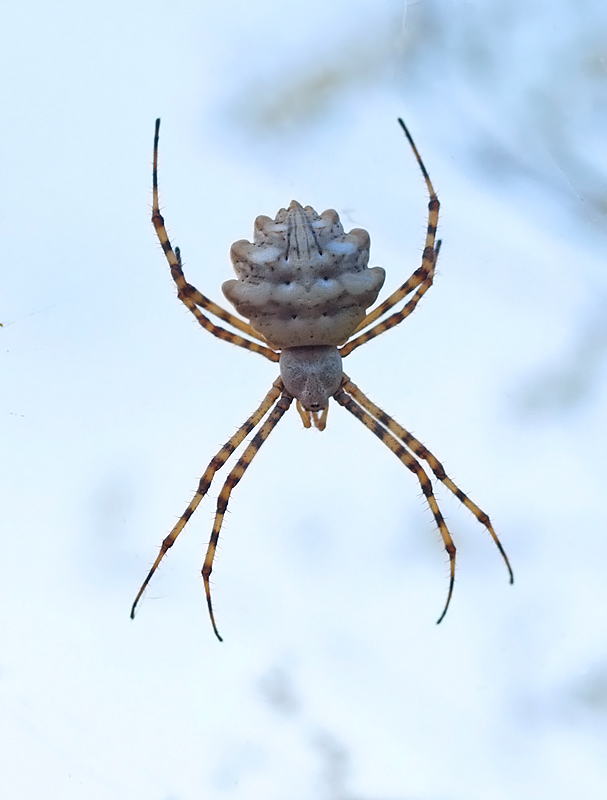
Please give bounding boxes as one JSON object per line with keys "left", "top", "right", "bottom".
{"left": 340, "top": 119, "right": 440, "bottom": 357}
{"left": 342, "top": 378, "right": 514, "bottom": 584}
{"left": 203, "top": 391, "right": 294, "bottom": 641}
{"left": 340, "top": 241, "right": 440, "bottom": 357}
{"left": 130, "top": 378, "right": 284, "bottom": 619}
{"left": 333, "top": 385, "right": 457, "bottom": 624}
{"left": 152, "top": 119, "right": 278, "bottom": 362}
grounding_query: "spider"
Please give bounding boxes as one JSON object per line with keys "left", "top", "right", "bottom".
{"left": 131, "top": 118, "right": 513, "bottom": 640}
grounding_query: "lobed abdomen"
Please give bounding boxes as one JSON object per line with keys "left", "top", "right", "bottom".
{"left": 222, "top": 201, "right": 385, "bottom": 349}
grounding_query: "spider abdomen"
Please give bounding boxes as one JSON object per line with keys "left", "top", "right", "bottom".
{"left": 222, "top": 201, "right": 385, "bottom": 348}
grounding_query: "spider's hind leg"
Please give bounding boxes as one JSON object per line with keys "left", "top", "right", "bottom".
{"left": 130, "top": 377, "right": 285, "bottom": 621}
{"left": 342, "top": 378, "right": 513, "bottom": 585}
{"left": 333, "top": 382, "right": 457, "bottom": 623}
{"left": 203, "top": 390, "right": 294, "bottom": 640}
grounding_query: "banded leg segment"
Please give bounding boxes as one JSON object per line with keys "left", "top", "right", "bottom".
{"left": 340, "top": 241, "right": 440, "bottom": 357}
{"left": 172, "top": 247, "right": 279, "bottom": 360}
{"left": 203, "top": 391, "right": 294, "bottom": 641}
{"left": 333, "top": 386, "right": 456, "bottom": 623}
{"left": 341, "top": 118, "right": 440, "bottom": 356}
{"left": 152, "top": 119, "right": 278, "bottom": 362}
{"left": 130, "top": 377, "right": 285, "bottom": 619}
{"left": 342, "top": 377, "right": 513, "bottom": 584}
{"left": 173, "top": 249, "right": 266, "bottom": 342}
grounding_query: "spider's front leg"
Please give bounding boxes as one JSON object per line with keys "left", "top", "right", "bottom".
{"left": 340, "top": 119, "right": 440, "bottom": 358}
{"left": 151, "top": 119, "right": 279, "bottom": 362}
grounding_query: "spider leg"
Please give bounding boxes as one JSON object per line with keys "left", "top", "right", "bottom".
{"left": 333, "top": 384, "right": 456, "bottom": 624}
{"left": 152, "top": 119, "right": 279, "bottom": 362}
{"left": 202, "top": 390, "right": 294, "bottom": 641}
{"left": 171, "top": 247, "right": 278, "bottom": 360}
{"left": 342, "top": 377, "right": 514, "bottom": 584}
{"left": 340, "top": 240, "right": 440, "bottom": 357}
{"left": 130, "top": 377, "right": 284, "bottom": 619}
{"left": 340, "top": 119, "right": 440, "bottom": 357}
{"left": 173, "top": 248, "right": 266, "bottom": 343}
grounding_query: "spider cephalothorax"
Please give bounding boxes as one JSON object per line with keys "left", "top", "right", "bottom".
{"left": 131, "top": 119, "right": 513, "bottom": 640}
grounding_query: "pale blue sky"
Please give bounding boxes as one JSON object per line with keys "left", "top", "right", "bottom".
{"left": 2, "top": 1, "right": 607, "bottom": 798}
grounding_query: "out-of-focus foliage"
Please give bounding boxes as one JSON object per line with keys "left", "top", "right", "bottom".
{"left": 518, "top": 302, "right": 607, "bottom": 415}
{"left": 227, "top": 0, "right": 607, "bottom": 233}
{"left": 258, "top": 666, "right": 414, "bottom": 800}
{"left": 225, "top": 0, "right": 607, "bottom": 417}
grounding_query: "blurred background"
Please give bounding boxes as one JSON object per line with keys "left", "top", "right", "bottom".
{"left": 2, "top": 0, "right": 607, "bottom": 797}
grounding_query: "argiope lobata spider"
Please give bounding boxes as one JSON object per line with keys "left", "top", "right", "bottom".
{"left": 131, "top": 118, "right": 513, "bottom": 640}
